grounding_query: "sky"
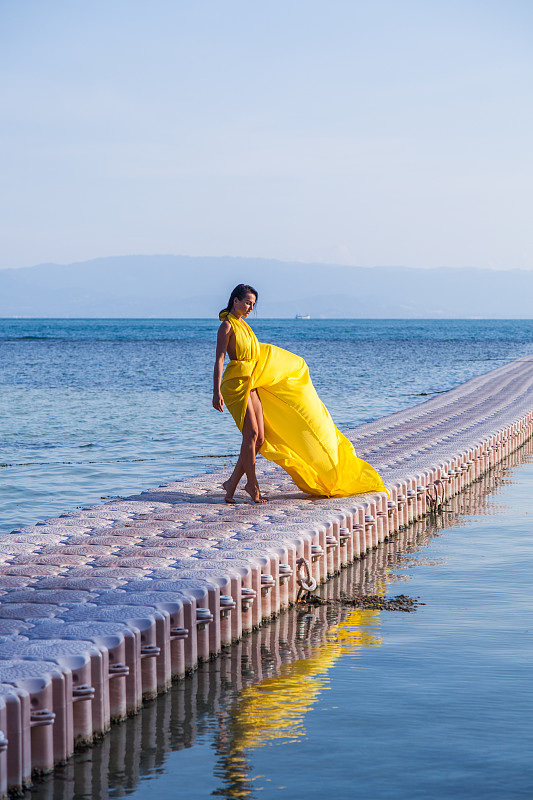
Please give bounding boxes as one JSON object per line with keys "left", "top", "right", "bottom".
{"left": 1, "top": 0, "right": 532, "bottom": 271}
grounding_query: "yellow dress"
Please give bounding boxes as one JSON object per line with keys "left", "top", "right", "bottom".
{"left": 219, "top": 311, "right": 389, "bottom": 498}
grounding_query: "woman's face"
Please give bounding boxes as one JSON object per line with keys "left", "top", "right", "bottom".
{"left": 232, "top": 292, "right": 256, "bottom": 318}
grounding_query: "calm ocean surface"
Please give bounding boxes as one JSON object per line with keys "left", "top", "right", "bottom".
{"left": 2, "top": 318, "right": 533, "bottom": 800}
{"left": 1, "top": 318, "right": 533, "bottom": 535}
{"left": 29, "top": 442, "right": 533, "bottom": 800}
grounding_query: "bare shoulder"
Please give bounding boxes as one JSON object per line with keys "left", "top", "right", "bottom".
{"left": 216, "top": 319, "right": 232, "bottom": 350}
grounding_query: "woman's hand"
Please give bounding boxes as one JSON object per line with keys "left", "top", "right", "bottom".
{"left": 212, "top": 391, "right": 224, "bottom": 413}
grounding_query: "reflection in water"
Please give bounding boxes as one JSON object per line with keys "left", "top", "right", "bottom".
{"left": 228, "top": 610, "right": 382, "bottom": 749}
{"left": 29, "top": 440, "right": 533, "bottom": 800}
{"left": 213, "top": 610, "right": 382, "bottom": 799}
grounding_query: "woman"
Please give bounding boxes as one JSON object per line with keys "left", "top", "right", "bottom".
{"left": 213, "top": 284, "right": 388, "bottom": 504}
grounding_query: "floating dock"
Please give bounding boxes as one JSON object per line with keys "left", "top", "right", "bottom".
{"left": 0, "top": 355, "right": 532, "bottom": 795}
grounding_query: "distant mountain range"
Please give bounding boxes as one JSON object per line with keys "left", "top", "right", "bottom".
{"left": 0, "top": 255, "right": 531, "bottom": 318}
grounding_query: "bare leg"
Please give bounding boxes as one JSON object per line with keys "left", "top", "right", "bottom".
{"left": 223, "top": 390, "right": 266, "bottom": 503}
{"left": 224, "top": 399, "right": 264, "bottom": 494}
{"left": 243, "top": 390, "right": 267, "bottom": 503}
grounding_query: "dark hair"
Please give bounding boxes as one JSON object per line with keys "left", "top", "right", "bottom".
{"left": 220, "top": 283, "right": 258, "bottom": 316}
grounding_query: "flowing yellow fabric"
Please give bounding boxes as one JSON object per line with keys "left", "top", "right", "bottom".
{"left": 219, "top": 312, "right": 389, "bottom": 498}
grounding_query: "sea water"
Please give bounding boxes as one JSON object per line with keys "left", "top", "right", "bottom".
{"left": 1, "top": 318, "right": 533, "bottom": 535}
{"left": 27, "top": 439, "right": 533, "bottom": 799}
{"left": 2, "top": 318, "right": 533, "bottom": 799}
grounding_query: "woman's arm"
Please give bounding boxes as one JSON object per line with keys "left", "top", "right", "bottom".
{"left": 213, "top": 320, "right": 231, "bottom": 412}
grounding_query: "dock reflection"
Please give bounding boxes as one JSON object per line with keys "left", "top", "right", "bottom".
{"left": 29, "top": 441, "right": 532, "bottom": 800}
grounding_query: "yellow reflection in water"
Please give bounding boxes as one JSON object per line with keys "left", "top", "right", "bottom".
{"left": 230, "top": 608, "right": 383, "bottom": 752}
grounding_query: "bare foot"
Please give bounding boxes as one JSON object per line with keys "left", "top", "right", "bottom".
{"left": 222, "top": 480, "right": 236, "bottom": 504}
{"left": 244, "top": 482, "right": 268, "bottom": 504}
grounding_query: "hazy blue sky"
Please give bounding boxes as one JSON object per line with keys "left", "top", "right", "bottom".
{"left": 1, "top": 0, "right": 532, "bottom": 270}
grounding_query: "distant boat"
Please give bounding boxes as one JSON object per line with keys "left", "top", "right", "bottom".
{"left": 295, "top": 314, "right": 311, "bottom": 319}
